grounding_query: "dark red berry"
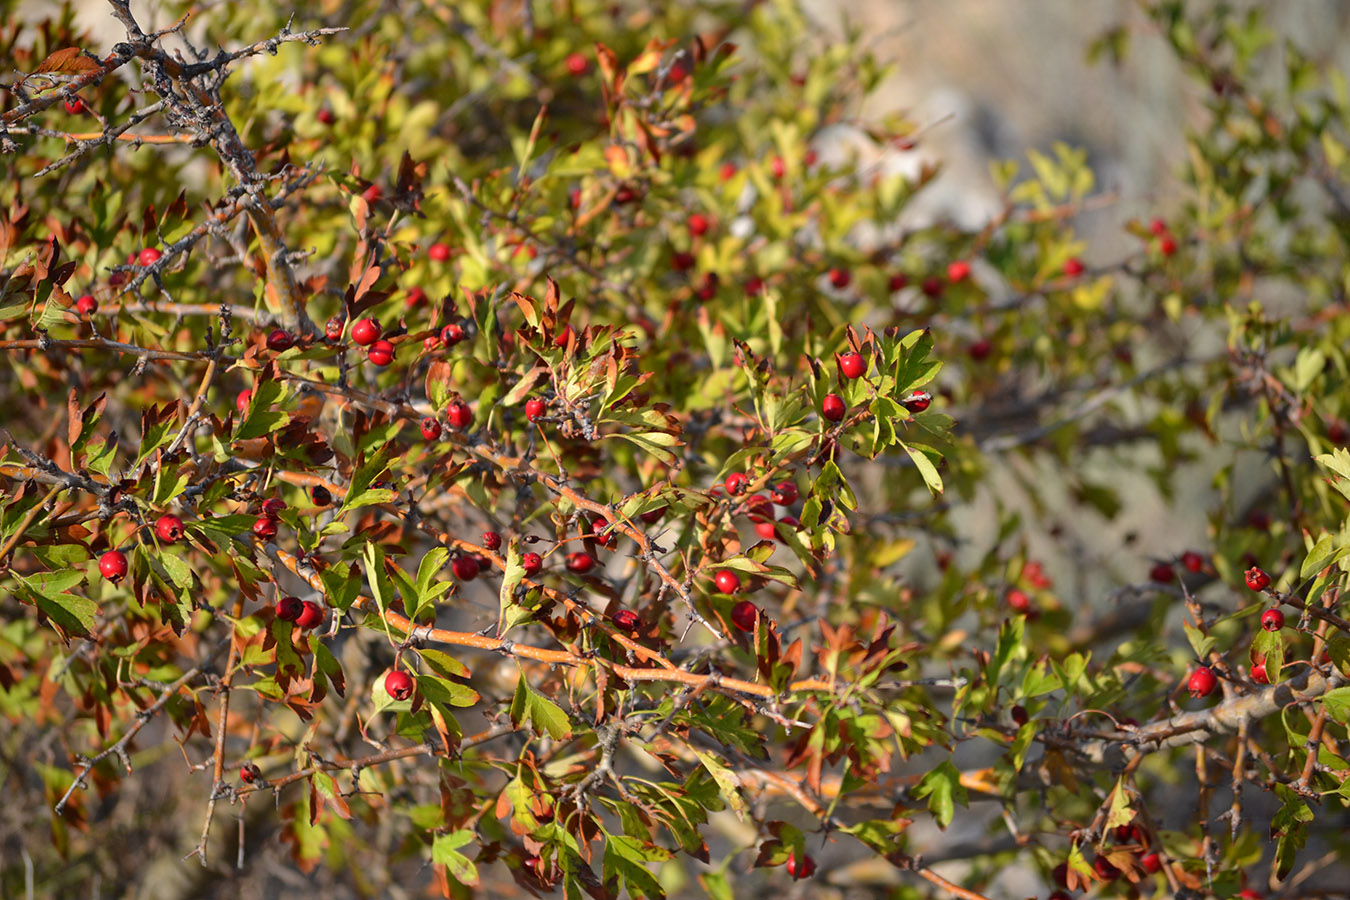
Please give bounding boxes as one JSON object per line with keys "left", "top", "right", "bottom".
{"left": 1093, "top": 856, "right": 1119, "bottom": 881}
{"left": 611, "top": 609, "right": 639, "bottom": 630}
{"left": 730, "top": 600, "right": 757, "bottom": 632}
{"left": 967, "top": 339, "right": 992, "bottom": 360}
{"left": 240, "top": 762, "right": 261, "bottom": 783}
{"left": 261, "top": 498, "right": 286, "bottom": 517}
{"left": 385, "top": 669, "right": 415, "bottom": 700}
{"left": 901, "top": 391, "right": 932, "bottom": 413}
{"left": 1150, "top": 562, "right": 1175, "bottom": 584}
{"left": 482, "top": 531, "right": 502, "bottom": 552}
{"left": 672, "top": 251, "right": 695, "bottom": 272}
{"left": 276, "top": 596, "right": 304, "bottom": 621}
{"left": 888, "top": 273, "right": 908, "bottom": 292}
{"left": 1011, "top": 705, "right": 1028, "bottom": 726}
{"left": 452, "top": 555, "right": 480, "bottom": 581}
{"left": 266, "top": 328, "right": 293, "bottom": 352}
{"left": 99, "top": 550, "right": 128, "bottom": 582}
{"left": 828, "top": 267, "right": 851, "bottom": 289}
{"left": 317, "top": 107, "right": 335, "bottom": 125}
{"left": 1181, "top": 550, "right": 1205, "bottom": 573}
{"left": 770, "top": 481, "right": 799, "bottom": 506}
{"left": 1063, "top": 257, "right": 1084, "bottom": 277}
{"left": 311, "top": 485, "right": 332, "bottom": 506}
{"left": 821, "top": 393, "right": 846, "bottom": 422}
{"left": 1140, "top": 852, "right": 1162, "bottom": 874}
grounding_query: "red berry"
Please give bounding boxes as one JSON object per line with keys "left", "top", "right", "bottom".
{"left": 236, "top": 389, "right": 252, "bottom": 414}
{"left": 714, "top": 570, "right": 742, "bottom": 594}
{"left": 1113, "top": 824, "right": 1143, "bottom": 844}
{"left": 521, "top": 552, "right": 543, "bottom": 576}
{"left": 64, "top": 97, "right": 86, "bottom": 115}
{"left": 1140, "top": 852, "right": 1162, "bottom": 874}
{"left": 724, "top": 472, "right": 749, "bottom": 496}
{"left": 446, "top": 400, "right": 472, "bottom": 430}
{"left": 1181, "top": 550, "right": 1205, "bottom": 573}
{"left": 1247, "top": 510, "right": 1271, "bottom": 531}
{"left": 672, "top": 251, "right": 695, "bottom": 272}
{"left": 720, "top": 161, "right": 738, "bottom": 181}
{"left": 76, "top": 294, "right": 98, "bottom": 316}
{"left": 821, "top": 393, "right": 846, "bottom": 422}
{"left": 1159, "top": 234, "right": 1177, "bottom": 256}
{"left": 1238, "top": 892, "right": 1262, "bottom": 900}
{"left": 362, "top": 183, "right": 383, "bottom": 204}
{"left": 317, "top": 107, "right": 335, "bottom": 125}
{"left": 1187, "top": 666, "right": 1218, "bottom": 699}
{"left": 1093, "top": 856, "right": 1119, "bottom": 882}
{"left": 311, "top": 485, "right": 332, "bottom": 506}
{"left": 730, "top": 600, "right": 757, "bottom": 632}
{"left": 1244, "top": 566, "right": 1271, "bottom": 591}
{"left": 423, "top": 335, "right": 441, "bottom": 352}
{"left": 525, "top": 398, "right": 546, "bottom": 422}
{"left": 901, "top": 391, "right": 932, "bottom": 413}
{"left": 405, "top": 286, "right": 427, "bottom": 309}
{"left": 745, "top": 276, "right": 764, "bottom": 295}
{"left": 138, "top": 247, "right": 162, "bottom": 266}
{"left": 266, "top": 328, "right": 293, "bottom": 352}
{"left": 688, "top": 213, "right": 710, "bottom": 236}
{"left": 1006, "top": 589, "right": 1033, "bottom": 614}
{"left": 1250, "top": 663, "right": 1269, "bottom": 684}
{"left": 1150, "top": 562, "right": 1175, "bottom": 584}
{"left": 351, "top": 318, "right": 381, "bottom": 346}
{"left": 421, "top": 417, "right": 442, "bottom": 441}
{"left": 566, "top": 551, "right": 595, "bottom": 574}
{"left": 838, "top": 351, "right": 866, "bottom": 379}
{"left": 828, "top": 267, "right": 851, "bottom": 289}
{"left": 770, "top": 155, "right": 786, "bottom": 179}
{"left": 1048, "top": 893, "right": 1073, "bottom": 900}
{"left": 99, "top": 550, "right": 128, "bottom": 582}
{"left": 155, "top": 514, "right": 184, "bottom": 543}
{"left": 754, "top": 519, "right": 778, "bottom": 541}
{"left": 888, "top": 273, "right": 908, "bottom": 292}
{"left": 482, "top": 531, "right": 502, "bottom": 552}
{"left": 611, "top": 609, "right": 639, "bottom": 630}
{"left": 252, "top": 516, "right": 278, "bottom": 541}
{"left": 804, "top": 148, "right": 818, "bottom": 167}
{"left": 696, "top": 272, "right": 719, "bottom": 300}
{"left": 1329, "top": 420, "right": 1349, "bottom": 443}
{"left": 921, "top": 275, "right": 944, "bottom": 297}
{"left": 967, "top": 339, "right": 992, "bottom": 361}
{"left": 640, "top": 506, "right": 665, "bottom": 524}
{"left": 947, "top": 260, "right": 972, "bottom": 283}
{"left": 565, "top": 53, "right": 589, "bottom": 76}
{"left": 240, "top": 762, "right": 261, "bottom": 783}
{"left": 1063, "top": 257, "right": 1084, "bottom": 277}
{"left": 440, "top": 322, "right": 466, "bottom": 346}
{"left": 770, "top": 481, "right": 799, "bottom": 506}
{"left": 1149, "top": 217, "right": 1168, "bottom": 235}
{"left": 276, "top": 596, "right": 303, "bottom": 621}
{"left": 385, "top": 669, "right": 415, "bottom": 701}
{"left": 367, "top": 339, "right": 395, "bottom": 367}
{"left": 1051, "top": 862, "right": 1069, "bottom": 888}
{"left": 325, "top": 317, "right": 344, "bottom": 341}
{"left": 1260, "top": 608, "right": 1285, "bottom": 631}
{"left": 261, "top": 498, "right": 286, "bottom": 517}
{"left": 294, "top": 600, "right": 325, "bottom": 630}
{"left": 1011, "top": 705, "right": 1028, "bottom": 726}
{"left": 786, "top": 852, "right": 815, "bottom": 879}
{"left": 428, "top": 242, "right": 451, "bottom": 262}
{"left": 452, "top": 555, "right": 480, "bottom": 581}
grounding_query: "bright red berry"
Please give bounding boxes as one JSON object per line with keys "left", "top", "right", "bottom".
{"left": 236, "top": 389, "right": 252, "bottom": 414}
{"left": 525, "top": 398, "right": 546, "bottom": 422}
{"left": 724, "top": 472, "right": 749, "bottom": 496}
{"left": 1149, "top": 217, "right": 1168, "bottom": 235}
{"left": 1245, "top": 567, "right": 1271, "bottom": 591}
{"left": 714, "top": 570, "right": 742, "bottom": 594}
{"left": 294, "top": 600, "right": 325, "bottom": 630}
{"left": 1181, "top": 550, "right": 1205, "bottom": 573}
{"left": 521, "top": 552, "right": 543, "bottom": 576}
{"left": 611, "top": 609, "right": 639, "bottom": 630}
{"left": 362, "top": 183, "right": 383, "bottom": 204}
{"left": 688, "top": 213, "right": 710, "bottom": 236}
{"left": 720, "top": 161, "right": 738, "bottom": 181}
{"left": 317, "top": 107, "right": 335, "bottom": 125}
{"left": 1261, "top": 608, "right": 1285, "bottom": 631}
{"left": 1250, "top": 663, "right": 1269, "bottom": 684}
{"left": 385, "top": 669, "right": 415, "bottom": 701}
{"left": 566, "top": 551, "right": 595, "bottom": 574}
{"left": 482, "top": 531, "right": 502, "bottom": 552}
{"left": 266, "top": 328, "right": 293, "bottom": 351}
{"left": 1159, "top": 234, "right": 1177, "bottom": 256}
{"left": 553, "top": 324, "right": 575, "bottom": 348}
{"left": 1150, "top": 562, "right": 1175, "bottom": 584}
{"left": 261, "top": 498, "right": 286, "bottom": 517}
{"left": 325, "top": 317, "right": 344, "bottom": 341}
{"left": 99, "top": 550, "right": 128, "bottom": 582}
{"left": 1063, "top": 257, "right": 1084, "bottom": 277}
{"left": 1006, "top": 589, "right": 1033, "bottom": 614}
{"left": 240, "top": 762, "right": 261, "bottom": 784}
{"left": 311, "top": 485, "right": 332, "bottom": 506}
{"left": 1238, "top": 892, "right": 1262, "bottom": 900}
{"left": 755, "top": 518, "right": 778, "bottom": 541}
{"left": 828, "top": 267, "right": 851, "bottom": 289}
{"left": 770, "top": 482, "right": 798, "bottom": 506}
{"left": 446, "top": 400, "right": 472, "bottom": 430}
{"left": 566, "top": 53, "right": 589, "bottom": 76}
{"left": 138, "top": 247, "right": 162, "bottom": 267}
{"left": 901, "top": 391, "right": 932, "bottom": 413}
{"left": 821, "top": 393, "right": 846, "bottom": 422}
{"left": 838, "top": 351, "right": 866, "bottom": 379}
{"left": 367, "top": 339, "right": 395, "bottom": 367}
{"left": 421, "top": 417, "right": 442, "bottom": 441}
{"left": 275, "top": 596, "right": 303, "bottom": 621}
{"left": 76, "top": 294, "right": 98, "bottom": 316}
{"left": 1187, "top": 666, "right": 1218, "bottom": 699}
{"left": 252, "top": 516, "right": 278, "bottom": 541}
{"left": 452, "top": 555, "right": 480, "bottom": 581}
{"left": 786, "top": 852, "right": 816, "bottom": 879}
{"left": 947, "top": 260, "right": 972, "bottom": 283}
{"left": 64, "top": 97, "right": 86, "bottom": 115}
{"left": 405, "top": 286, "right": 427, "bottom": 309}
{"left": 440, "top": 322, "right": 466, "bottom": 346}
{"left": 730, "top": 600, "right": 757, "bottom": 632}
{"left": 428, "top": 242, "right": 451, "bottom": 262}
{"left": 770, "top": 155, "right": 786, "bottom": 179}
{"left": 1140, "top": 852, "right": 1162, "bottom": 874}
{"left": 351, "top": 318, "right": 381, "bottom": 346}
{"left": 155, "top": 514, "right": 184, "bottom": 543}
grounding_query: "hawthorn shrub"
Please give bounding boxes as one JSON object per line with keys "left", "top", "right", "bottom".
{"left": 2, "top": 1, "right": 1350, "bottom": 898}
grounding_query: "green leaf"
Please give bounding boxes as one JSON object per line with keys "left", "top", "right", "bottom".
{"left": 233, "top": 379, "right": 288, "bottom": 441}
{"left": 1322, "top": 686, "right": 1350, "bottom": 724}
{"left": 509, "top": 674, "right": 572, "bottom": 740}
{"left": 602, "top": 833, "right": 671, "bottom": 900}
{"left": 912, "top": 759, "right": 968, "bottom": 828}
{"left": 416, "top": 673, "right": 480, "bottom": 708}
{"left": 694, "top": 751, "right": 746, "bottom": 819}
{"left": 431, "top": 829, "right": 480, "bottom": 886}
{"left": 1183, "top": 621, "right": 1216, "bottom": 661}
{"left": 902, "top": 442, "right": 944, "bottom": 494}
{"left": 17, "top": 571, "right": 96, "bottom": 636}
